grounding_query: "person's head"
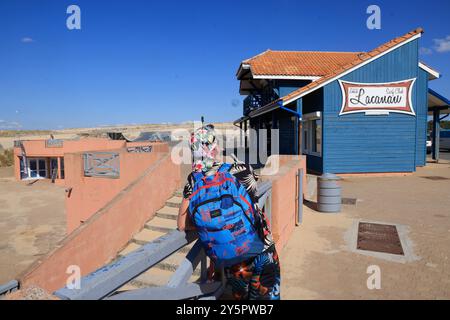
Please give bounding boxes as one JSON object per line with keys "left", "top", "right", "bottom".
{"left": 189, "top": 124, "right": 219, "bottom": 172}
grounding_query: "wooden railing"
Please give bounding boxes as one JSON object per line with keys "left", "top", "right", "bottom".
{"left": 243, "top": 95, "right": 262, "bottom": 115}
{"left": 243, "top": 87, "right": 279, "bottom": 115}
{"left": 53, "top": 181, "right": 273, "bottom": 300}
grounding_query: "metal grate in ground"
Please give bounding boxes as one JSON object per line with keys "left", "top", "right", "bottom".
{"left": 357, "top": 222, "right": 404, "bottom": 255}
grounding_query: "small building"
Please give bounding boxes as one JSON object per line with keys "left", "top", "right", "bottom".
{"left": 13, "top": 136, "right": 169, "bottom": 232}
{"left": 234, "top": 28, "right": 448, "bottom": 174}
{"left": 13, "top": 137, "right": 155, "bottom": 185}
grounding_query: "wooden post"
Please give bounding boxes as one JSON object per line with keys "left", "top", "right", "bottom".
{"left": 432, "top": 109, "right": 440, "bottom": 162}
{"left": 244, "top": 120, "right": 248, "bottom": 149}
{"left": 298, "top": 121, "right": 302, "bottom": 155}
{"left": 296, "top": 168, "right": 303, "bottom": 226}
{"left": 297, "top": 99, "right": 303, "bottom": 155}
{"left": 57, "top": 157, "right": 62, "bottom": 179}
{"left": 239, "top": 122, "right": 243, "bottom": 149}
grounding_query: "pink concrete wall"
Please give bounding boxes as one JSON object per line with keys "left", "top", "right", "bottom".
{"left": 65, "top": 143, "right": 168, "bottom": 233}
{"left": 13, "top": 138, "right": 168, "bottom": 182}
{"left": 14, "top": 138, "right": 126, "bottom": 158}
{"left": 18, "top": 149, "right": 304, "bottom": 292}
{"left": 19, "top": 151, "right": 181, "bottom": 293}
{"left": 261, "top": 155, "right": 307, "bottom": 251}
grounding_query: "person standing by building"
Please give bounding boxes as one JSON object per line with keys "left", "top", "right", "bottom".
{"left": 177, "top": 124, "right": 280, "bottom": 300}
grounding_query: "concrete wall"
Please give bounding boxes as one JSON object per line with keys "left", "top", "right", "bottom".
{"left": 13, "top": 138, "right": 162, "bottom": 182}
{"left": 65, "top": 142, "right": 168, "bottom": 233}
{"left": 261, "top": 154, "right": 307, "bottom": 251}
{"left": 14, "top": 138, "right": 126, "bottom": 158}
{"left": 19, "top": 150, "right": 181, "bottom": 293}
{"left": 18, "top": 150, "right": 304, "bottom": 292}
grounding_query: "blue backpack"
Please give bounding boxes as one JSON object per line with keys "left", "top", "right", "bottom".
{"left": 188, "top": 163, "right": 265, "bottom": 267}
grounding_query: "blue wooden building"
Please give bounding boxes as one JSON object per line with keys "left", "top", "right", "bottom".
{"left": 234, "top": 28, "right": 448, "bottom": 174}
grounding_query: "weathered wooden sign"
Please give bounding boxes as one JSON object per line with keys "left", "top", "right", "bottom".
{"left": 339, "top": 79, "right": 416, "bottom": 116}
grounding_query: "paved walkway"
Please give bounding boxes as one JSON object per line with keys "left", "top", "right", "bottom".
{"left": 282, "top": 159, "right": 450, "bottom": 299}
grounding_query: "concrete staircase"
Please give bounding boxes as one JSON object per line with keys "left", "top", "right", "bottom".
{"left": 115, "top": 189, "right": 201, "bottom": 292}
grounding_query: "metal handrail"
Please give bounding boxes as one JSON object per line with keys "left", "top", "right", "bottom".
{"left": 54, "top": 231, "right": 197, "bottom": 300}
{"left": 0, "top": 280, "right": 19, "bottom": 296}
{"left": 54, "top": 181, "right": 273, "bottom": 300}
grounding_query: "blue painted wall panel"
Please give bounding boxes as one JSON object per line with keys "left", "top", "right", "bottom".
{"left": 415, "top": 68, "right": 428, "bottom": 166}
{"left": 322, "top": 39, "right": 425, "bottom": 173}
{"left": 275, "top": 80, "right": 310, "bottom": 97}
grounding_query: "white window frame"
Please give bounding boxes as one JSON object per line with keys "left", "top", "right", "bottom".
{"left": 301, "top": 111, "right": 322, "bottom": 157}
{"left": 25, "top": 158, "right": 48, "bottom": 179}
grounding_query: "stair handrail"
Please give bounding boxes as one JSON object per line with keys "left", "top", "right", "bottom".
{"left": 0, "top": 280, "right": 19, "bottom": 296}
{"left": 53, "top": 230, "right": 198, "bottom": 300}
{"left": 53, "top": 180, "right": 273, "bottom": 300}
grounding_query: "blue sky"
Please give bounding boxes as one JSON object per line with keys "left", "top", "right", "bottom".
{"left": 0, "top": 0, "right": 449, "bottom": 130}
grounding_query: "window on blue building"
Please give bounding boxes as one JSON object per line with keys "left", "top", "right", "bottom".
{"left": 302, "top": 112, "right": 322, "bottom": 157}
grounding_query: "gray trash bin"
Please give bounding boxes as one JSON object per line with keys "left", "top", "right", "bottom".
{"left": 317, "top": 173, "right": 341, "bottom": 213}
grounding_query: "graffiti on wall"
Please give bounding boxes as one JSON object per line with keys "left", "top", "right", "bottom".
{"left": 126, "top": 145, "right": 152, "bottom": 153}
{"left": 46, "top": 139, "right": 64, "bottom": 148}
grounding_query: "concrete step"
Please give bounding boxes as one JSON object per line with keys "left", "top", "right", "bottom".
{"left": 133, "top": 229, "right": 166, "bottom": 245}
{"left": 153, "top": 250, "right": 201, "bottom": 276}
{"left": 156, "top": 206, "right": 178, "bottom": 220}
{"left": 115, "top": 283, "right": 141, "bottom": 293}
{"left": 131, "top": 267, "right": 200, "bottom": 288}
{"left": 165, "top": 196, "right": 183, "bottom": 208}
{"left": 116, "top": 240, "right": 195, "bottom": 260}
{"left": 131, "top": 268, "right": 173, "bottom": 288}
{"left": 118, "top": 242, "right": 142, "bottom": 257}
{"left": 174, "top": 189, "right": 183, "bottom": 197}
{"left": 145, "top": 216, "right": 177, "bottom": 233}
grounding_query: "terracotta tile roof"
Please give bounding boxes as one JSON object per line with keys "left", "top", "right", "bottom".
{"left": 242, "top": 50, "right": 364, "bottom": 77}
{"left": 277, "top": 27, "right": 424, "bottom": 106}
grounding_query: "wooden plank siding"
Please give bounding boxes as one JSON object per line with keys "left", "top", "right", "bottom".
{"left": 322, "top": 39, "right": 424, "bottom": 173}
{"left": 415, "top": 68, "right": 428, "bottom": 166}
{"left": 278, "top": 110, "right": 296, "bottom": 155}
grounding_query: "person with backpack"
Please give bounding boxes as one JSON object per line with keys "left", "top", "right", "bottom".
{"left": 177, "top": 124, "right": 280, "bottom": 300}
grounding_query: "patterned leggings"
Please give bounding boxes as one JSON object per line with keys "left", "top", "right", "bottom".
{"left": 225, "top": 247, "right": 281, "bottom": 300}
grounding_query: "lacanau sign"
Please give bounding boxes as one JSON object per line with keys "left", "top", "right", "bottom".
{"left": 339, "top": 79, "right": 416, "bottom": 116}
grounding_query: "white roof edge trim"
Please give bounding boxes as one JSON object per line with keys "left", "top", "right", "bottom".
{"left": 282, "top": 32, "right": 422, "bottom": 106}
{"left": 419, "top": 62, "right": 440, "bottom": 79}
{"left": 236, "top": 63, "right": 252, "bottom": 78}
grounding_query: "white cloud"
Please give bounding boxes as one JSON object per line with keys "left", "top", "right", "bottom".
{"left": 433, "top": 35, "right": 450, "bottom": 53}
{"left": 0, "top": 120, "right": 22, "bottom": 129}
{"left": 419, "top": 47, "right": 432, "bottom": 55}
{"left": 21, "top": 37, "right": 34, "bottom": 43}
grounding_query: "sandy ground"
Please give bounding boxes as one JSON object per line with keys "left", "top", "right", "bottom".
{"left": 0, "top": 122, "right": 236, "bottom": 149}
{"left": 281, "top": 157, "right": 450, "bottom": 299}
{"left": 0, "top": 167, "right": 66, "bottom": 284}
